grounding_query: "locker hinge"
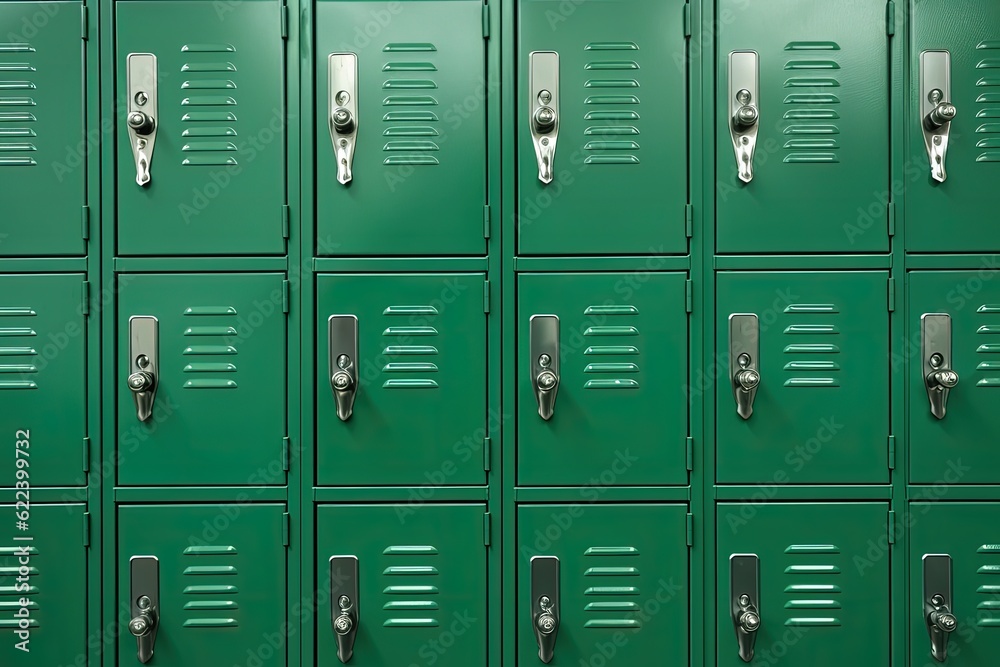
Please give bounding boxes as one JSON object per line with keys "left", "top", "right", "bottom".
{"left": 888, "top": 278, "right": 896, "bottom": 312}
{"left": 281, "top": 204, "right": 290, "bottom": 239}
{"left": 83, "top": 512, "right": 91, "bottom": 547}
{"left": 685, "top": 279, "right": 693, "bottom": 313}
{"left": 887, "top": 202, "right": 896, "bottom": 237}
{"left": 82, "top": 281, "right": 90, "bottom": 316}
{"left": 281, "top": 4, "right": 289, "bottom": 39}
{"left": 685, "top": 203, "right": 693, "bottom": 238}
{"left": 887, "top": 511, "right": 896, "bottom": 544}
{"left": 483, "top": 436, "right": 491, "bottom": 472}
{"left": 686, "top": 513, "right": 694, "bottom": 547}
{"left": 483, "top": 512, "right": 492, "bottom": 546}
{"left": 81, "top": 5, "right": 88, "bottom": 40}
{"left": 282, "top": 437, "right": 291, "bottom": 472}
{"left": 282, "top": 280, "right": 290, "bottom": 313}
{"left": 482, "top": 3, "right": 490, "bottom": 39}
{"left": 83, "top": 437, "right": 90, "bottom": 473}
{"left": 886, "top": 1, "right": 896, "bottom": 36}
{"left": 81, "top": 205, "right": 90, "bottom": 239}
{"left": 683, "top": 3, "right": 692, "bottom": 38}
{"left": 282, "top": 513, "right": 290, "bottom": 546}
{"left": 685, "top": 436, "right": 693, "bottom": 471}
{"left": 888, "top": 435, "right": 896, "bottom": 470}
{"left": 483, "top": 204, "right": 491, "bottom": 239}
{"left": 484, "top": 280, "right": 491, "bottom": 313}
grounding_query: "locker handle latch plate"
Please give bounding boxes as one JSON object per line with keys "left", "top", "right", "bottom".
{"left": 529, "top": 51, "right": 559, "bottom": 184}
{"left": 129, "top": 556, "right": 159, "bottom": 664}
{"left": 330, "top": 555, "right": 359, "bottom": 663}
{"left": 531, "top": 555, "right": 560, "bottom": 663}
{"left": 923, "top": 554, "right": 958, "bottom": 662}
{"left": 329, "top": 315, "right": 358, "bottom": 421}
{"left": 729, "top": 313, "right": 760, "bottom": 420}
{"left": 329, "top": 53, "right": 358, "bottom": 185}
{"left": 126, "top": 53, "right": 158, "bottom": 187}
{"left": 530, "top": 315, "right": 560, "bottom": 420}
{"left": 729, "top": 51, "right": 759, "bottom": 184}
{"left": 730, "top": 554, "right": 760, "bottom": 663}
{"left": 920, "top": 51, "right": 956, "bottom": 183}
{"left": 922, "top": 313, "right": 959, "bottom": 420}
{"left": 128, "top": 316, "right": 158, "bottom": 422}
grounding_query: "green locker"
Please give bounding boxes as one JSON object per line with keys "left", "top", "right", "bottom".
{"left": 117, "top": 504, "right": 286, "bottom": 666}
{"left": 907, "top": 0, "right": 1000, "bottom": 253}
{"left": 316, "top": 504, "right": 487, "bottom": 666}
{"left": 716, "top": 271, "right": 890, "bottom": 484}
{"left": 116, "top": 273, "right": 286, "bottom": 486}
{"left": 716, "top": 502, "right": 890, "bottom": 667}
{"left": 908, "top": 271, "right": 1000, "bottom": 484}
{"left": 316, "top": 273, "right": 487, "bottom": 486}
{"left": 715, "top": 0, "right": 890, "bottom": 253}
{"left": 115, "top": 0, "right": 286, "bottom": 256}
{"left": 0, "top": 274, "right": 87, "bottom": 487}
{"left": 315, "top": 0, "right": 488, "bottom": 256}
{"left": 909, "top": 502, "right": 1000, "bottom": 665}
{"left": 0, "top": 503, "right": 87, "bottom": 665}
{"left": 517, "top": 504, "right": 689, "bottom": 667}
{"left": 516, "top": 0, "right": 689, "bottom": 256}
{"left": 0, "top": 1, "right": 86, "bottom": 257}
{"left": 517, "top": 272, "right": 688, "bottom": 486}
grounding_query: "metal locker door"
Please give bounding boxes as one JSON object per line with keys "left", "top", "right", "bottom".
{"left": 115, "top": 0, "right": 286, "bottom": 256}
{"left": 715, "top": 0, "right": 890, "bottom": 253}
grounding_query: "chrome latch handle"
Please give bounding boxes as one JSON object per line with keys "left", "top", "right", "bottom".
{"left": 129, "top": 556, "right": 159, "bottom": 664}
{"left": 330, "top": 556, "right": 359, "bottom": 663}
{"left": 530, "top": 315, "right": 560, "bottom": 420}
{"left": 529, "top": 51, "right": 559, "bottom": 184}
{"left": 329, "top": 53, "right": 358, "bottom": 185}
{"left": 924, "top": 554, "right": 957, "bottom": 662}
{"left": 729, "top": 51, "right": 759, "bottom": 183}
{"left": 920, "top": 51, "right": 956, "bottom": 183}
{"left": 730, "top": 554, "right": 760, "bottom": 663}
{"left": 329, "top": 315, "right": 359, "bottom": 421}
{"left": 922, "top": 313, "right": 959, "bottom": 420}
{"left": 128, "top": 316, "right": 158, "bottom": 422}
{"left": 126, "top": 54, "right": 158, "bottom": 187}
{"left": 729, "top": 314, "right": 760, "bottom": 420}
{"left": 531, "top": 556, "right": 560, "bottom": 663}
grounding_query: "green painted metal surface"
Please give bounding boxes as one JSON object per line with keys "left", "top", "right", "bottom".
{"left": 716, "top": 271, "right": 890, "bottom": 483}
{"left": 316, "top": 503, "right": 487, "bottom": 666}
{"left": 516, "top": 0, "right": 689, "bottom": 256}
{"left": 315, "top": 0, "right": 488, "bottom": 256}
{"left": 716, "top": 502, "right": 890, "bottom": 667}
{"left": 517, "top": 272, "right": 688, "bottom": 486}
{"left": 517, "top": 504, "right": 689, "bottom": 667}
{"left": 115, "top": 0, "right": 286, "bottom": 256}
{"left": 315, "top": 273, "right": 487, "bottom": 486}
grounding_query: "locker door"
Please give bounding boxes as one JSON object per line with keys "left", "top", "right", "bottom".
{"left": 517, "top": 273, "right": 688, "bottom": 486}
{"left": 716, "top": 502, "right": 890, "bottom": 667}
{"left": 907, "top": 1, "right": 1000, "bottom": 252}
{"left": 0, "top": 274, "right": 86, "bottom": 487}
{"left": 115, "top": 0, "right": 285, "bottom": 256}
{"left": 909, "top": 502, "right": 1000, "bottom": 665}
{"left": 117, "top": 504, "right": 286, "bottom": 667}
{"left": 116, "top": 273, "right": 286, "bottom": 486}
{"left": 315, "top": 0, "right": 488, "bottom": 256}
{"left": 715, "top": 0, "right": 890, "bottom": 253}
{"left": 516, "top": 0, "right": 688, "bottom": 256}
{"left": 716, "top": 271, "right": 890, "bottom": 484}
{"left": 316, "top": 504, "right": 487, "bottom": 667}
{"left": 517, "top": 504, "right": 689, "bottom": 667}
{"left": 0, "top": 1, "right": 86, "bottom": 257}
{"left": 0, "top": 504, "right": 86, "bottom": 665}
{"left": 909, "top": 271, "right": 1000, "bottom": 484}
{"left": 316, "top": 273, "right": 487, "bottom": 486}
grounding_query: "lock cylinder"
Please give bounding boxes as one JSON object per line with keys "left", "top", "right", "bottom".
{"left": 127, "top": 110, "right": 155, "bottom": 135}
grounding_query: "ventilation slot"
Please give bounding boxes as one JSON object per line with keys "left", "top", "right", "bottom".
{"left": 182, "top": 546, "right": 239, "bottom": 629}
{"left": 180, "top": 44, "right": 240, "bottom": 167}
{"left": 782, "top": 543, "right": 842, "bottom": 628}
{"left": 583, "top": 545, "right": 641, "bottom": 629}
{"left": 0, "top": 43, "right": 37, "bottom": 168}
{"left": 181, "top": 305, "right": 238, "bottom": 388}
{"left": 381, "top": 543, "right": 440, "bottom": 628}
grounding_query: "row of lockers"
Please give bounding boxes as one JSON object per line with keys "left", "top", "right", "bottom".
{"left": 2, "top": 0, "right": 998, "bottom": 257}
{"left": 2, "top": 268, "right": 996, "bottom": 488}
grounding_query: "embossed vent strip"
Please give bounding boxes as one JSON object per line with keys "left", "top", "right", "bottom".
{"left": 180, "top": 45, "right": 240, "bottom": 167}
{"left": 0, "top": 43, "right": 38, "bottom": 167}
{"left": 977, "top": 41, "right": 1000, "bottom": 161}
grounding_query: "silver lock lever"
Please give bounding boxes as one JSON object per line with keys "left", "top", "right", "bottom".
{"left": 530, "top": 556, "right": 560, "bottom": 664}
{"left": 729, "top": 51, "right": 759, "bottom": 183}
{"left": 920, "top": 51, "right": 956, "bottom": 183}
{"left": 126, "top": 54, "right": 158, "bottom": 187}
{"left": 529, "top": 315, "right": 560, "bottom": 420}
{"left": 330, "top": 556, "right": 359, "bottom": 663}
{"left": 730, "top": 554, "right": 760, "bottom": 663}
{"left": 923, "top": 554, "right": 958, "bottom": 662}
{"left": 729, "top": 314, "right": 760, "bottom": 420}
{"left": 329, "top": 53, "right": 358, "bottom": 185}
{"left": 922, "top": 314, "right": 959, "bottom": 420}
{"left": 128, "top": 316, "right": 158, "bottom": 422}
{"left": 329, "top": 315, "right": 358, "bottom": 421}
{"left": 529, "top": 52, "right": 559, "bottom": 184}
{"left": 129, "top": 556, "right": 159, "bottom": 664}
